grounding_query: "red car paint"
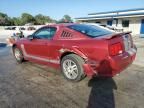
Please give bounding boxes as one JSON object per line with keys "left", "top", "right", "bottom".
{"left": 13, "top": 24, "right": 137, "bottom": 77}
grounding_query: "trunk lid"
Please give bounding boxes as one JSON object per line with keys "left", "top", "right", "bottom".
{"left": 98, "top": 32, "right": 134, "bottom": 56}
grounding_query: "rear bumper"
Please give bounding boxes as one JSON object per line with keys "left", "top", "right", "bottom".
{"left": 108, "top": 48, "right": 136, "bottom": 76}
{"left": 83, "top": 47, "right": 137, "bottom": 77}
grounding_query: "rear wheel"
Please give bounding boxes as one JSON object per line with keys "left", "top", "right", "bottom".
{"left": 61, "top": 54, "right": 86, "bottom": 82}
{"left": 13, "top": 47, "right": 24, "bottom": 63}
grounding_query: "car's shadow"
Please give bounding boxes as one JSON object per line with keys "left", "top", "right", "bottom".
{"left": 87, "top": 77, "right": 117, "bottom": 108}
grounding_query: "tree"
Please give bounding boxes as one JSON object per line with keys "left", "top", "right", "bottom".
{"left": 63, "top": 15, "right": 73, "bottom": 22}
{"left": 35, "top": 14, "right": 45, "bottom": 25}
{"left": 35, "top": 14, "right": 55, "bottom": 25}
{"left": 58, "top": 15, "right": 73, "bottom": 23}
{"left": 0, "top": 12, "right": 57, "bottom": 26}
{"left": 21, "top": 13, "right": 35, "bottom": 25}
{"left": 0, "top": 12, "right": 11, "bottom": 26}
{"left": 11, "top": 17, "right": 22, "bottom": 26}
{"left": 44, "top": 16, "right": 54, "bottom": 23}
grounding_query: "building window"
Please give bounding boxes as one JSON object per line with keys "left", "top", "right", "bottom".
{"left": 122, "top": 20, "right": 129, "bottom": 27}
{"left": 107, "top": 20, "right": 113, "bottom": 26}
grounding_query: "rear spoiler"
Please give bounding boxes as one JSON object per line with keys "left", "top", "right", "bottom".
{"left": 102, "top": 31, "right": 132, "bottom": 40}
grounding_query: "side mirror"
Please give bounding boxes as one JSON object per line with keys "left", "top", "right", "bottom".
{"left": 27, "top": 35, "right": 34, "bottom": 40}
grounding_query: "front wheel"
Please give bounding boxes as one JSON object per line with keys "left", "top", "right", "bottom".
{"left": 61, "top": 54, "right": 86, "bottom": 82}
{"left": 13, "top": 47, "right": 24, "bottom": 63}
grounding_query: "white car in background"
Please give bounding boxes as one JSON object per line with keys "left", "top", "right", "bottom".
{"left": 85, "top": 23, "right": 123, "bottom": 33}
{"left": 85, "top": 23, "right": 115, "bottom": 33}
{"left": 100, "top": 24, "right": 123, "bottom": 33}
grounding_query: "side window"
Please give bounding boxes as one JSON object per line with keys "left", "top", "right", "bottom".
{"left": 49, "top": 27, "right": 57, "bottom": 38}
{"left": 34, "top": 28, "right": 50, "bottom": 39}
{"left": 122, "top": 20, "right": 129, "bottom": 27}
{"left": 34, "top": 27, "right": 56, "bottom": 39}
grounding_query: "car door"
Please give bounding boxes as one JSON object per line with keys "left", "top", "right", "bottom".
{"left": 45, "top": 27, "right": 59, "bottom": 63}
{"left": 23, "top": 27, "right": 53, "bottom": 60}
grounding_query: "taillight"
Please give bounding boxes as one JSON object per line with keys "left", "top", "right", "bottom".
{"left": 109, "top": 43, "right": 123, "bottom": 56}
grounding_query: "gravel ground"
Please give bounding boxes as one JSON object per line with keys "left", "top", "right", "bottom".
{"left": 133, "top": 36, "right": 144, "bottom": 67}
{"left": 0, "top": 36, "right": 144, "bottom": 108}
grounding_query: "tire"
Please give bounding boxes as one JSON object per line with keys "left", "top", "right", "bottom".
{"left": 13, "top": 47, "right": 24, "bottom": 63}
{"left": 61, "top": 54, "right": 86, "bottom": 82}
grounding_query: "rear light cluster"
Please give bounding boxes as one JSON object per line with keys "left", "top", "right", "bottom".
{"left": 109, "top": 43, "right": 123, "bottom": 56}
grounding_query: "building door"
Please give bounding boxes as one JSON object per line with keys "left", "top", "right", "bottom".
{"left": 107, "top": 20, "right": 113, "bottom": 26}
{"left": 140, "top": 19, "right": 144, "bottom": 34}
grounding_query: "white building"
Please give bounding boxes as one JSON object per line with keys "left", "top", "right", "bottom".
{"left": 76, "top": 8, "right": 144, "bottom": 35}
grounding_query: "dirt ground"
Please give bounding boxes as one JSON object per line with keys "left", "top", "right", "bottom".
{"left": 0, "top": 37, "right": 144, "bottom": 108}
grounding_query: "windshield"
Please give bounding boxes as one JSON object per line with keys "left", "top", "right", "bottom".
{"left": 68, "top": 24, "right": 113, "bottom": 38}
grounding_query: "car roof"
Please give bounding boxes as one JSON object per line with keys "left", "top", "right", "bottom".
{"left": 43, "top": 23, "right": 77, "bottom": 28}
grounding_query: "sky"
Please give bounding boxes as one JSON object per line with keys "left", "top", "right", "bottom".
{"left": 0, "top": 0, "right": 144, "bottom": 20}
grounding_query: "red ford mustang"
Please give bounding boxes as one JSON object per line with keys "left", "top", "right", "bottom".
{"left": 12, "top": 23, "right": 137, "bottom": 81}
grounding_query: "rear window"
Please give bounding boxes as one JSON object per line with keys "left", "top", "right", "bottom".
{"left": 68, "top": 24, "right": 112, "bottom": 38}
